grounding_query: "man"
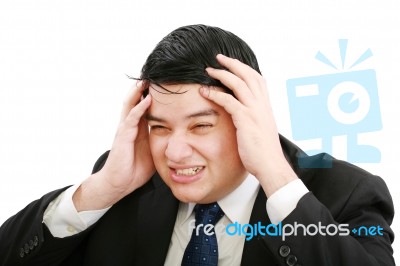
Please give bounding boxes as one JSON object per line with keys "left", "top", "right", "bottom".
{"left": 0, "top": 24, "right": 395, "bottom": 265}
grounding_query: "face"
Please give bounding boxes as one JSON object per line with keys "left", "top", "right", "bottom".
{"left": 146, "top": 84, "right": 247, "bottom": 203}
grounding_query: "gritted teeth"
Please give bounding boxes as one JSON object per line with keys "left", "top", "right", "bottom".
{"left": 175, "top": 167, "right": 204, "bottom": 176}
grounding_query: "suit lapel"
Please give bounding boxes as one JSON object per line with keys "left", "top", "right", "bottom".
{"left": 135, "top": 176, "right": 179, "bottom": 265}
{"left": 241, "top": 188, "right": 277, "bottom": 265}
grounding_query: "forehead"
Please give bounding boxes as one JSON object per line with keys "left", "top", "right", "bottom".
{"left": 148, "top": 84, "right": 220, "bottom": 117}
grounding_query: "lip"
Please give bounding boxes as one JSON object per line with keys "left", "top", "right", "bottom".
{"left": 169, "top": 167, "right": 205, "bottom": 184}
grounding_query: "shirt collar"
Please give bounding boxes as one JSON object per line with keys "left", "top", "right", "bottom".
{"left": 181, "top": 174, "right": 260, "bottom": 225}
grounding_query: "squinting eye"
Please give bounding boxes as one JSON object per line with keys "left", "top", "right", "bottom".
{"left": 193, "top": 124, "right": 213, "bottom": 132}
{"left": 197, "top": 124, "right": 212, "bottom": 129}
{"left": 150, "top": 125, "right": 169, "bottom": 133}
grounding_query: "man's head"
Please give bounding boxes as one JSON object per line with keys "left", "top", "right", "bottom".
{"left": 140, "top": 24, "right": 261, "bottom": 92}
{"left": 141, "top": 25, "right": 260, "bottom": 203}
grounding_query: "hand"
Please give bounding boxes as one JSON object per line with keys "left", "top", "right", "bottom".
{"left": 73, "top": 81, "right": 155, "bottom": 211}
{"left": 202, "top": 54, "right": 298, "bottom": 196}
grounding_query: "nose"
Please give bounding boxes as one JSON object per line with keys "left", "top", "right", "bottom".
{"left": 165, "top": 132, "right": 193, "bottom": 163}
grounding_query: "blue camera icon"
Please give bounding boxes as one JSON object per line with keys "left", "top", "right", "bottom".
{"left": 287, "top": 69, "right": 382, "bottom": 166}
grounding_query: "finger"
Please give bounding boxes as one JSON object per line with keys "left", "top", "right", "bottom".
{"left": 136, "top": 114, "right": 151, "bottom": 142}
{"left": 200, "top": 86, "right": 243, "bottom": 116}
{"left": 216, "top": 54, "right": 266, "bottom": 97}
{"left": 206, "top": 67, "right": 254, "bottom": 106}
{"left": 124, "top": 94, "right": 152, "bottom": 128}
{"left": 120, "top": 81, "right": 145, "bottom": 121}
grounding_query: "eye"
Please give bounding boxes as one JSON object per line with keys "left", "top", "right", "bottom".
{"left": 192, "top": 123, "right": 213, "bottom": 133}
{"left": 196, "top": 124, "right": 212, "bottom": 128}
{"left": 149, "top": 125, "right": 170, "bottom": 134}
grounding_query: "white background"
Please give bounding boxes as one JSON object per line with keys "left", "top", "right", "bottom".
{"left": 1, "top": 0, "right": 399, "bottom": 262}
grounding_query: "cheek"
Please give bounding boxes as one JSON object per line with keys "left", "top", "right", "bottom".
{"left": 149, "top": 138, "right": 172, "bottom": 182}
{"left": 149, "top": 136, "right": 166, "bottom": 161}
{"left": 196, "top": 132, "right": 238, "bottom": 161}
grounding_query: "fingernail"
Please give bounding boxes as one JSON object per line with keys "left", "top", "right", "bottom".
{"left": 205, "top": 67, "right": 213, "bottom": 73}
{"left": 200, "top": 86, "right": 210, "bottom": 96}
{"left": 136, "top": 80, "right": 143, "bottom": 87}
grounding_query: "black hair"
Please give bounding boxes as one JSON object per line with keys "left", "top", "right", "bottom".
{"left": 136, "top": 24, "right": 261, "bottom": 95}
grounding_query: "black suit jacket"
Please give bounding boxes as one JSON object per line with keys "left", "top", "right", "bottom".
{"left": 0, "top": 136, "right": 395, "bottom": 265}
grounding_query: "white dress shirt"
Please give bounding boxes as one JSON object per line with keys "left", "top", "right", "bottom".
{"left": 43, "top": 176, "right": 308, "bottom": 265}
{"left": 164, "top": 174, "right": 260, "bottom": 265}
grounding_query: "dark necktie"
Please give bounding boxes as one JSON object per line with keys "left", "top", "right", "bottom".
{"left": 182, "top": 203, "right": 224, "bottom": 266}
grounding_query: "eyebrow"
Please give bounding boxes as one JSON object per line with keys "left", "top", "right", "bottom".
{"left": 145, "top": 108, "right": 219, "bottom": 122}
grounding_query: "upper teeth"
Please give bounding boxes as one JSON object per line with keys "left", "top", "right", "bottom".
{"left": 176, "top": 167, "right": 203, "bottom": 176}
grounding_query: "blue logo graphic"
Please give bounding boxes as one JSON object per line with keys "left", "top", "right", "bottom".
{"left": 286, "top": 40, "right": 382, "bottom": 167}
{"left": 351, "top": 225, "right": 383, "bottom": 236}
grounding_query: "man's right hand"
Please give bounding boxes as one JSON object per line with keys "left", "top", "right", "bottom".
{"left": 73, "top": 81, "right": 155, "bottom": 211}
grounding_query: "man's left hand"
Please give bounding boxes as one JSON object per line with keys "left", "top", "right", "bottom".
{"left": 202, "top": 54, "right": 298, "bottom": 197}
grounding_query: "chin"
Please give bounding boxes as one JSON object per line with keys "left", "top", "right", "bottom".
{"left": 170, "top": 186, "right": 208, "bottom": 203}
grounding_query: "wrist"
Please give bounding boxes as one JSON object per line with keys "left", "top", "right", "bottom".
{"left": 257, "top": 160, "right": 298, "bottom": 198}
{"left": 72, "top": 173, "right": 124, "bottom": 212}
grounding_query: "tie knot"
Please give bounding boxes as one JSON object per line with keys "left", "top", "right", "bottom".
{"left": 194, "top": 203, "right": 224, "bottom": 226}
